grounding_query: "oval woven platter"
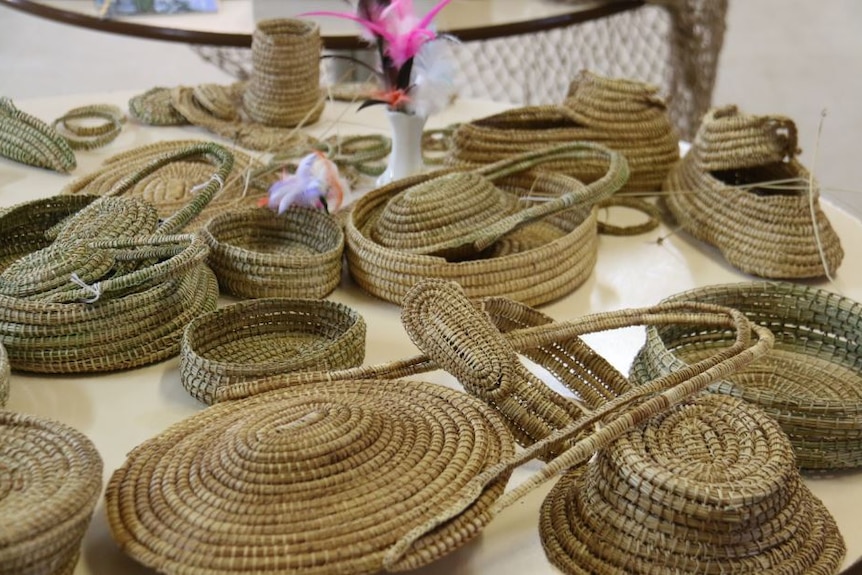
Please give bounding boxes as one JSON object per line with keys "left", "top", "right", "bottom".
{"left": 180, "top": 298, "right": 366, "bottom": 405}
{"left": 540, "top": 393, "right": 845, "bottom": 574}
{"left": 0, "top": 411, "right": 103, "bottom": 575}
{"left": 632, "top": 281, "right": 862, "bottom": 470}
{"left": 201, "top": 206, "right": 344, "bottom": 299}
{"left": 105, "top": 378, "right": 515, "bottom": 575}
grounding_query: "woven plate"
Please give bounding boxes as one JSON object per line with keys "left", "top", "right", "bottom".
{"left": 540, "top": 393, "right": 845, "bottom": 574}
{"left": 201, "top": 207, "right": 344, "bottom": 299}
{"left": 180, "top": 298, "right": 366, "bottom": 405}
{"left": 632, "top": 281, "right": 862, "bottom": 470}
{"left": 106, "top": 378, "right": 515, "bottom": 575}
{"left": 0, "top": 411, "right": 103, "bottom": 575}
{"left": 663, "top": 105, "right": 843, "bottom": 278}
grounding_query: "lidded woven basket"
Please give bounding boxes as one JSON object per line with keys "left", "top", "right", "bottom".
{"left": 0, "top": 411, "right": 103, "bottom": 575}
{"left": 540, "top": 393, "right": 846, "bottom": 574}
{"left": 447, "top": 70, "right": 679, "bottom": 192}
{"left": 180, "top": 298, "right": 366, "bottom": 405}
{"left": 663, "top": 105, "right": 843, "bottom": 278}
{"left": 201, "top": 207, "right": 344, "bottom": 299}
{"left": 632, "top": 281, "right": 862, "bottom": 471}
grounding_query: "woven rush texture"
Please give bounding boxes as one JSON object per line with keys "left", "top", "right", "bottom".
{"left": 346, "top": 142, "right": 628, "bottom": 305}
{"left": 180, "top": 298, "right": 366, "bottom": 405}
{"left": 63, "top": 139, "right": 278, "bottom": 231}
{"left": 201, "top": 207, "right": 344, "bottom": 299}
{"left": 128, "top": 86, "right": 189, "bottom": 126}
{"left": 0, "top": 411, "right": 103, "bottom": 575}
{"left": 632, "top": 281, "right": 862, "bottom": 471}
{"left": 663, "top": 105, "right": 843, "bottom": 279}
{"left": 540, "top": 393, "right": 845, "bottom": 575}
{"left": 447, "top": 70, "right": 679, "bottom": 193}
{"left": 0, "top": 343, "right": 8, "bottom": 407}
{"left": 106, "top": 378, "right": 516, "bottom": 575}
{"left": 0, "top": 97, "right": 76, "bottom": 173}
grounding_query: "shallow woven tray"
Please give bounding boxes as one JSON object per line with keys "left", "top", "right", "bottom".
{"left": 201, "top": 207, "right": 344, "bottom": 299}
{"left": 0, "top": 343, "right": 8, "bottom": 407}
{"left": 180, "top": 298, "right": 366, "bottom": 405}
{"left": 106, "top": 378, "right": 515, "bottom": 575}
{"left": 663, "top": 105, "right": 843, "bottom": 279}
{"left": 632, "top": 281, "right": 862, "bottom": 470}
{"left": 540, "top": 393, "right": 845, "bottom": 574}
{"left": 0, "top": 411, "right": 103, "bottom": 575}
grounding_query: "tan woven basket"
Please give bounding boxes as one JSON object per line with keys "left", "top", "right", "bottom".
{"left": 631, "top": 281, "right": 862, "bottom": 471}
{"left": 346, "top": 142, "right": 628, "bottom": 305}
{"left": 540, "top": 393, "right": 846, "bottom": 574}
{"left": 0, "top": 411, "right": 103, "bottom": 575}
{"left": 448, "top": 70, "right": 679, "bottom": 193}
{"left": 180, "top": 298, "right": 366, "bottom": 405}
{"left": 201, "top": 206, "right": 344, "bottom": 299}
{"left": 663, "top": 105, "right": 844, "bottom": 278}
{"left": 0, "top": 343, "right": 8, "bottom": 407}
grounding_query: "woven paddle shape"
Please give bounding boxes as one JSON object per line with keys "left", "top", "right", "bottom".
{"left": 201, "top": 207, "right": 344, "bottom": 299}
{"left": 63, "top": 139, "right": 278, "bottom": 231}
{"left": 180, "top": 298, "right": 366, "bottom": 405}
{"left": 448, "top": 71, "right": 679, "bottom": 193}
{"left": 664, "top": 105, "right": 843, "bottom": 278}
{"left": 347, "top": 142, "right": 628, "bottom": 304}
{"left": 0, "top": 344, "right": 7, "bottom": 407}
{"left": 106, "top": 378, "right": 515, "bottom": 575}
{"left": 632, "top": 281, "right": 862, "bottom": 471}
{"left": 243, "top": 18, "right": 324, "bottom": 128}
{"left": 540, "top": 393, "right": 846, "bottom": 574}
{"left": 0, "top": 97, "right": 76, "bottom": 173}
{"left": 0, "top": 411, "right": 103, "bottom": 575}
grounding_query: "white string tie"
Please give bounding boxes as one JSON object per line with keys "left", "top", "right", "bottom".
{"left": 189, "top": 172, "right": 225, "bottom": 195}
{"left": 70, "top": 273, "right": 102, "bottom": 303}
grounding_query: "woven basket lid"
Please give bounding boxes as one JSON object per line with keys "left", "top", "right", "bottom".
{"left": 663, "top": 105, "right": 843, "bottom": 279}
{"left": 180, "top": 297, "right": 366, "bottom": 405}
{"left": 540, "top": 393, "right": 846, "bottom": 574}
{"left": 106, "top": 378, "right": 515, "bottom": 575}
{"left": 201, "top": 206, "right": 344, "bottom": 299}
{"left": 0, "top": 97, "right": 76, "bottom": 173}
{"left": 0, "top": 411, "right": 103, "bottom": 575}
{"left": 632, "top": 281, "right": 862, "bottom": 471}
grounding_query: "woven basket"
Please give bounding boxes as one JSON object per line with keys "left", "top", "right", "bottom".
{"left": 106, "top": 378, "right": 516, "bottom": 575}
{"left": 63, "top": 139, "right": 279, "bottom": 231}
{"left": 180, "top": 298, "right": 366, "bottom": 405}
{"left": 631, "top": 281, "right": 862, "bottom": 471}
{"left": 0, "top": 142, "right": 227, "bottom": 373}
{"left": 201, "top": 207, "right": 344, "bottom": 299}
{"left": 0, "top": 343, "right": 8, "bottom": 407}
{"left": 0, "top": 411, "right": 103, "bottom": 575}
{"left": 447, "top": 70, "right": 679, "bottom": 193}
{"left": 346, "top": 142, "right": 628, "bottom": 305}
{"left": 540, "top": 393, "right": 846, "bottom": 575}
{"left": 663, "top": 105, "right": 843, "bottom": 278}
{"left": 0, "top": 97, "right": 76, "bottom": 173}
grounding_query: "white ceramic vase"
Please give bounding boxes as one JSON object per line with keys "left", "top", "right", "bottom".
{"left": 377, "top": 109, "right": 427, "bottom": 186}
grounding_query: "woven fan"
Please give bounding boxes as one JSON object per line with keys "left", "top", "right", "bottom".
{"left": 0, "top": 97, "right": 76, "bottom": 173}
{"left": 631, "top": 281, "right": 862, "bottom": 471}
{"left": 0, "top": 411, "right": 103, "bottom": 575}
{"left": 663, "top": 105, "right": 843, "bottom": 278}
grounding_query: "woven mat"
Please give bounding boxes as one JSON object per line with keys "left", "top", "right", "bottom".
{"left": 632, "top": 281, "right": 862, "bottom": 471}
{"left": 663, "top": 105, "right": 843, "bottom": 279}
{"left": 0, "top": 411, "right": 103, "bottom": 575}
{"left": 540, "top": 393, "right": 845, "bottom": 574}
{"left": 106, "top": 378, "right": 515, "bottom": 575}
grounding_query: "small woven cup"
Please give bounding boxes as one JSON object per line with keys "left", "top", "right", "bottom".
{"left": 201, "top": 207, "right": 344, "bottom": 299}
{"left": 0, "top": 411, "right": 103, "bottom": 575}
{"left": 180, "top": 298, "right": 366, "bottom": 405}
{"left": 243, "top": 18, "right": 325, "bottom": 127}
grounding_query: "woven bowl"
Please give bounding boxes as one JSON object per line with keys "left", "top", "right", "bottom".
{"left": 632, "top": 281, "right": 862, "bottom": 470}
{"left": 540, "top": 393, "right": 845, "bottom": 575}
{"left": 0, "top": 411, "right": 103, "bottom": 575}
{"left": 201, "top": 207, "right": 344, "bottom": 299}
{"left": 180, "top": 298, "right": 366, "bottom": 405}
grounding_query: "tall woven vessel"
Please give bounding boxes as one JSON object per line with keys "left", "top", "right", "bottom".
{"left": 663, "top": 105, "right": 843, "bottom": 278}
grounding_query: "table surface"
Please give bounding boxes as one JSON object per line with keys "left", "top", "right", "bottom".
{"left": 2, "top": 90, "right": 862, "bottom": 575}
{"left": 0, "top": 0, "right": 642, "bottom": 48}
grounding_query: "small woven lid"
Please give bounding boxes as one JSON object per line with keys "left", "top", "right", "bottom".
{"left": 540, "top": 393, "right": 846, "bottom": 574}
{"left": 0, "top": 411, "right": 103, "bottom": 575}
{"left": 106, "top": 378, "right": 516, "bottom": 575}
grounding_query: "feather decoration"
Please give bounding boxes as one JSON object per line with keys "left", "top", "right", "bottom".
{"left": 261, "top": 152, "right": 349, "bottom": 214}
